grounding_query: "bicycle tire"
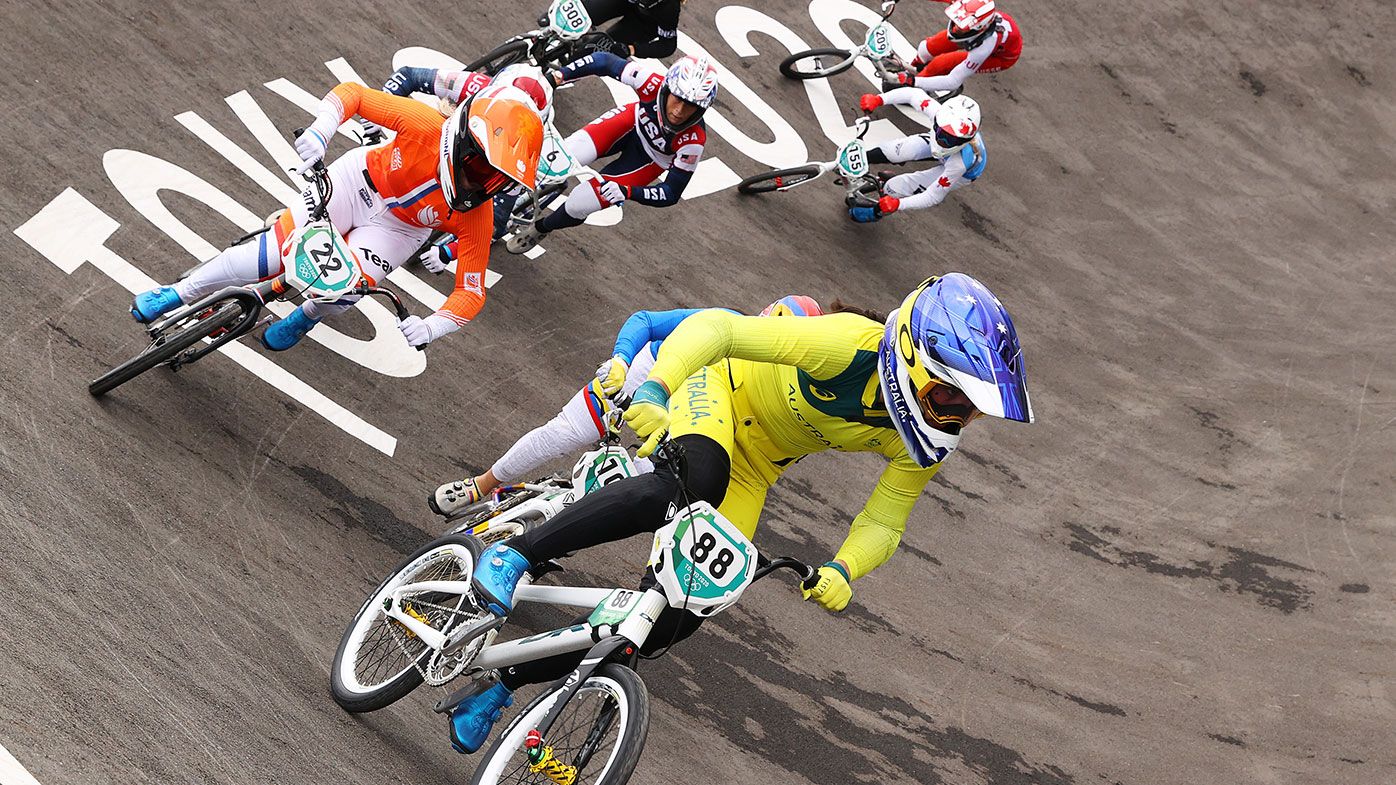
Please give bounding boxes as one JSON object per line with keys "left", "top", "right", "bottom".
{"left": 779, "top": 47, "right": 858, "bottom": 80}
{"left": 737, "top": 164, "right": 825, "bottom": 195}
{"left": 88, "top": 301, "right": 244, "bottom": 397}
{"left": 331, "top": 534, "right": 488, "bottom": 713}
{"left": 466, "top": 39, "right": 533, "bottom": 75}
{"left": 472, "top": 664, "right": 649, "bottom": 785}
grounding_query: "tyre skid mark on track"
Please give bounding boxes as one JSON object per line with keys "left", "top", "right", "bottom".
{"left": 651, "top": 603, "right": 1079, "bottom": 785}
{"left": 1062, "top": 521, "right": 1316, "bottom": 613}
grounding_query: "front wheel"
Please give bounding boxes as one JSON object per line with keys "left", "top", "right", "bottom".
{"left": 472, "top": 664, "right": 650, "bottom": 785}
{"left": 88, "top": 300, "right": 244, "bottom": 397}
{"left": 779, "top": 47, "right": 858, "bottom": 80}
{"left": 737, "top": 164, "right": 825, "bottom": 195}
{"left": 466, "top": 39, "right": 534, "bottom": 75}
{"left": 330, "top": 534, "right": 492, "bottom": 713}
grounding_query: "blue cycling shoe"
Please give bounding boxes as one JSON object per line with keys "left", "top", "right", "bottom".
{"left": 447, "top": 681, "right": 514, "bottom": 754}
{"left": 473, "top": 544, "right": 531, "bottom": 616}
{"left": 848, "top": 205, "right": 882, "bottom": 223}
{"left": 130, "top": 286, "right": 184, "bottom": 323}
{"left": 261, "top": 306, "right": 320, "bottom": 351}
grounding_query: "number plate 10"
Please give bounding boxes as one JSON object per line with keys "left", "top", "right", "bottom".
{"left": 648, "top": 501, "right": 758, "bottom": 616}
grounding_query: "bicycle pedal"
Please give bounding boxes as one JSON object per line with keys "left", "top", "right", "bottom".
{"left": 527, "top": 560, "right": 565, "bottom": 580}
{"left": 434, "top": 671, "right": 503, "bottom": 714}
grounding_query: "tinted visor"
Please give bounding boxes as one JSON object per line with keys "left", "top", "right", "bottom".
{"left": 935, "top": 126, "right": 974, "bottom": 149}
{"left": 916, "top": 376, "right": 980, "bottom": 432}
{"left": 448, "top": 135, "right": 516, "bottom": 209}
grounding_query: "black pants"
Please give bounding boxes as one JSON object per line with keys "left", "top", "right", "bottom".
{"left": 580, "top": 0, "right": 681, "bottom": 58}
{"left": 498, "top": 434, "right": 729, "bottom": 689}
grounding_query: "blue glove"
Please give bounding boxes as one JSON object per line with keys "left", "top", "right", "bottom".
{"left": 849, "top": 205, "right": 882, "bottom": 223}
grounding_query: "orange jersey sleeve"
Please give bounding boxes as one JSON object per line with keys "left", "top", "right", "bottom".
{"left": 435, "top": 203, "right": 496, "bottom": 326}
{"left": 324, "top": 83, "right": 446, "bottom": 137}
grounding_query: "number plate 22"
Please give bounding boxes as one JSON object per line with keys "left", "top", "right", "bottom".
{"left": 284, "top": 224, "right": 360, "bottom": 300}
{"left": 648, "top": 501, "right": 758, "bottom": 616}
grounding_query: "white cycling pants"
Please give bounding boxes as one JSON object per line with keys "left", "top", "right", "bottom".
{"left": 174, "top": 147, "right": 431, "bottom": 320}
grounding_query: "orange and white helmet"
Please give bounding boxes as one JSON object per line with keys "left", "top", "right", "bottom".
{"left": 438, "top": 84, "right": 544, "bottom": 211}
{"left": 945, "top": 0, "right": 999, "bottom": 44}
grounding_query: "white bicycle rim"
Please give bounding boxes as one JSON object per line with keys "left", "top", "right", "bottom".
{"left": 476, "top": 675, "right": 632, "bottom": 785}
{"left": 337, "top": 542, "right": 477, "bottom": 695}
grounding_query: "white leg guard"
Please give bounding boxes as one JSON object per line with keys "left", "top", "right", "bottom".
{"left": 490, "top": 387, "right": 609, "bottom": 483}
{"left": 174, "top": 236, "right": 270, "bottom": 302}
{"left": 872, "top": 133, "right": 938, "bottom": 165}
{"left": 621, "top": 344, "right": 658, "bottom": 398}
{"left": 560, "top": 179, "right": 608, "bottom": 222}
{"left": 884, "top": 165, "right": 946, "bottom": 199}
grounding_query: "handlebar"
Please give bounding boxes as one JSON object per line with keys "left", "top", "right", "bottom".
{"left": 754, "top": 555, "right": 819, "bottom": 589}
{"left": 292, "top": 128, "right": 333, "bottom": 222}
{"left": 852, "top": 113, "right": 873, "bottom": 141}
{"left": 879, "top": 0, "right": 898, "bottom": 20}
{"left": 349, "top": 285, "right": 426, "bottom": 352}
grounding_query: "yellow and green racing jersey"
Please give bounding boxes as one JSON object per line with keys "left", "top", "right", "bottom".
{"left": 648, "top": 310, "right": 945, "bottom": 580}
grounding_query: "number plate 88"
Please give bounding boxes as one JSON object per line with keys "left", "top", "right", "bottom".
{"left": 648, "top": 501, "right": 759, "bottom": 616}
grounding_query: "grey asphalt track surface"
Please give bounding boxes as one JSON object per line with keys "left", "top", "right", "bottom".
{"left": 1, "top": 1, "right": 1393, "bottom": 783}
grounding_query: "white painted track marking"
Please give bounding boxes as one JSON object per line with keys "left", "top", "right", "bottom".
{"left": 0, "top": 742, "right": 43, "bottom": 785}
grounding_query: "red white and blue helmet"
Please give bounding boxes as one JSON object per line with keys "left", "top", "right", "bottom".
{"left": 878, "top": 273, "right": 1032, "bottom": 467}
{"left": 760, "top": 295, "right": 822, "bottom": 317}
{"left": 656, "top": 55, "right": 719, "bottom": 135}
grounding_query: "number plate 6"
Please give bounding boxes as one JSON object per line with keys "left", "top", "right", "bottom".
{"left": 648, "top": 501, "right": 758, "bottom": 616}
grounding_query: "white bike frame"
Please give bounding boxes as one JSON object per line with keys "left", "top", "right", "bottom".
{"left": 382, "top": 580, "right": 668, "bottom": 672}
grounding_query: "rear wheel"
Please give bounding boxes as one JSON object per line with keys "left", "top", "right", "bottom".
{"left": 330, "top": 534, "right": 491, "bottom": 713}
{"left": 779, "top": 48, "right": 858, "bottom": 80}
{"left": 466, "top": 39, "right": 534, "bottom": 75}
{"left": 88, "top": 301, "right": 244, "bottom": 397}
{"left": 472, "top": 664, "right": 649, "bottom": 785}
{"left": 737, "top": 164, "right": 825, "bottom": 195}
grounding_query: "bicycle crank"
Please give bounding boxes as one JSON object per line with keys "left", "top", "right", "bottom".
{"left": 524, "top": 729, "right": 578, "bottom": 785}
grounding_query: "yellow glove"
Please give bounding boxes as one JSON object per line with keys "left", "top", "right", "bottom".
{"left": 595, "top": 355, "right": 629, "bottom": 397}
{"left": 801, "top": 562, "right": 852, "bottom": 612}
{"left": 623, "top": 380, "right": 671, "bottom": 458}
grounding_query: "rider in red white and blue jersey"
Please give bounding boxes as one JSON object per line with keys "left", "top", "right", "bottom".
{"left": 503, "top": 52, "right": 719, "bottom": 253}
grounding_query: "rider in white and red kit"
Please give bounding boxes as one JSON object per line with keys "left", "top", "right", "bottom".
{"left": 885, "top": 0, "right": 1022, "bottom": 95}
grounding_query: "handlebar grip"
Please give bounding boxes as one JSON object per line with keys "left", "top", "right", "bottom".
{"left": 801, "top": 571, "right": 821, "bottom": 591}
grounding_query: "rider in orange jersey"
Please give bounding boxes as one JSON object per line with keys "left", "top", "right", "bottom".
{"left": 131, "top": 81, "right": 544, "bottom": 350}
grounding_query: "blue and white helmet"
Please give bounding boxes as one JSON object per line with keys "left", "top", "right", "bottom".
{"left": 877, "top": 273, "right": 1033, "bottom": 467}
{"left": 656, "top": 55, "right": 719, "bottom": 135}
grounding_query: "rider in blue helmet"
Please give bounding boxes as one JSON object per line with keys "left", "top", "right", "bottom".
{"left": 442, "top": 273, "right": 1030, "bottom": 755}
{"left": 878, "top": 272, "right": 1033, "bottom": 466}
